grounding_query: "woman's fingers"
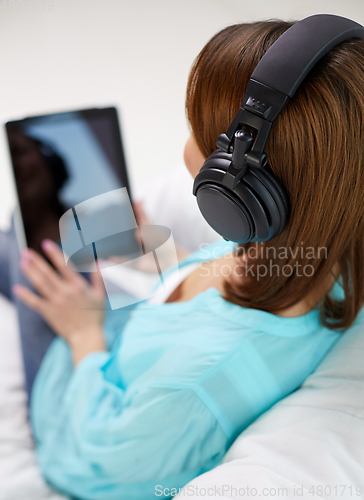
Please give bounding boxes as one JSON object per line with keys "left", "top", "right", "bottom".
{"left": 20, "top": 249, "right": 61, "bottom": 298}
{"left": 19, "top": 241, "right": 86, "bottom": 301}
{"left": 17, "top": 241, "right": 104, "bottom": 317}
{"left": 41, "top": 239, "right": 84, "bottom": 284}
{"left": 12, "top": 284, "right": 45, "bottom": 313}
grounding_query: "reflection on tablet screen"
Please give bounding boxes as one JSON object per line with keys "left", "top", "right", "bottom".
{"left": 5, "top": 107, "right": 140, "bottom": 262}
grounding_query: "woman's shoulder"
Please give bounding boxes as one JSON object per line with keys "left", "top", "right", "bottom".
{"left": 179, "top": 240, "right": 237, "bottom": 267}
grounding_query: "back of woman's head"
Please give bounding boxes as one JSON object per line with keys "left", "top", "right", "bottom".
{"left": 186, "top": 20, "right": 364, "bottom": 331}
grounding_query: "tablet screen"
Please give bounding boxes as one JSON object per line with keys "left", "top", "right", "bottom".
{"left": 5, "top": 107, "right": 142, "bottom": 269}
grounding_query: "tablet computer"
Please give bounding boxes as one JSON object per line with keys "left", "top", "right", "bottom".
{"left": 4, "top": 107, "right": 142, "bottom": 270}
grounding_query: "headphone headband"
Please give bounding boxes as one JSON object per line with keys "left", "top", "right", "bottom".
{"left": 251, "top": 14, "right": 364, "bottom": 99}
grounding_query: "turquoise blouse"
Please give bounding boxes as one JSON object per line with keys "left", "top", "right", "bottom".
{"left": 30, "top": 241, "right": 341, "bottom": 500}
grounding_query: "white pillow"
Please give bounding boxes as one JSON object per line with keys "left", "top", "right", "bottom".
{"left": 176, "top": 313, "right": 364, "bottom": 499}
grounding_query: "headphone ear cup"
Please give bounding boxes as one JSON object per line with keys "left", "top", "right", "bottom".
{"left": 198, "top": 149, "right": 233, "bottom": 174}
{"left": 249, "top": 165, "right": 289, "bottom": 236}
{"left": 193, "top": 149, "right": 255, "bottom": 242}
{"left": 193, "top": 149, "right": 289, "bottom": 243}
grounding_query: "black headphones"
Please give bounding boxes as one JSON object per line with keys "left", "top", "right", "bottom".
{"left": 193, "top": 14, "right": 364, "bottom": 243}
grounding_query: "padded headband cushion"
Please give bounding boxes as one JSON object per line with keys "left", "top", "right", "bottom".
{"left": 251, "top": 14, "right": 364, "bottom": 98}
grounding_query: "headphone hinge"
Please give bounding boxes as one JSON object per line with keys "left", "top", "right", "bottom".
{"left": 219, "top": 108, "right": 273, "bottom": 168}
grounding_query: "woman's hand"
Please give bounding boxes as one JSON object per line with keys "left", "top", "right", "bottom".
{"left": 13, "top": 239, "right": 106, "bottom": 365}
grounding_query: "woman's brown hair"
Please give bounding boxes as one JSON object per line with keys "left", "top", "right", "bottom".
{"left": 186, "top": 20, "right": 364, "bottom": 331}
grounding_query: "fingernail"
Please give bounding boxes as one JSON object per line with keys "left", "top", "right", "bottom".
{"left": 41, "top": 239, "right": 54, "bottom": 251}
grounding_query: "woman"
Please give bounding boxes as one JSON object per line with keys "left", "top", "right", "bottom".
{"left": 12, "top": 19, "right": 364, "bottom": 500}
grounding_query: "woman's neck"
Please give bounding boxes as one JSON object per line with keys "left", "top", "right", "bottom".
{"left": 276, "top": 271, "right": 335, "bottom": 317}
{"left": 167, "top": 252, "right": 335, "bottom": 318}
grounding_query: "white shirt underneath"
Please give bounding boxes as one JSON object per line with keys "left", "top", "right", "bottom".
{"left": 147, "top": 262, "right": 200, "bottom": 305}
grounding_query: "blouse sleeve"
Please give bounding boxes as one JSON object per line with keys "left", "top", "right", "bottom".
{"left": 31, "top": 343, "right": 228, "bottom": 500}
